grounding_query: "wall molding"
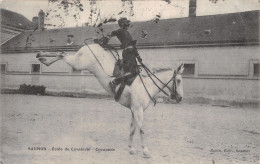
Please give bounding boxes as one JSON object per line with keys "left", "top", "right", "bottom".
{"left": 1, "top": 41, "right": 259, "bottom": 54}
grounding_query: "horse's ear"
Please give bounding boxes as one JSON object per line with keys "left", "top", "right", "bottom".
{"left": 177, "top": 63, "right": 184, "bottom": 74}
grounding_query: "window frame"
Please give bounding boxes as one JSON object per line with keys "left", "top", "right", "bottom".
{"left": 177, "top": 60, "right": 198, "bottom": 77}
{"left": 0, "top": 63, "right": 7, "bottom": 73}
{"left": 31, "top": 63, "right": 41, "bottom": 74}
{"left": 249, "top": 59, "right": 260, "bottom": 78}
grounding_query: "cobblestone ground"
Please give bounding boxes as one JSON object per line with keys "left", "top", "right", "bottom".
{"left": 1, "top": 94, "right": 259, "bottom": 164}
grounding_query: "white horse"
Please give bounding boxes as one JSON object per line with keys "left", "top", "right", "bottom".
{"left": 36, "top": 43, "right": 184, "bottom": 158}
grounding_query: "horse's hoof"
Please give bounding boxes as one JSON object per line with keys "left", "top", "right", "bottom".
{"left": 143, "top": 148, "right": 151, "bottom": 158}
{"left": 38, "top": 58, "right": 48, "bottom": 66}
{"left": 38, "top": 58, "right": 50, "bottom": 66}
{"left": 129, "top": 147, "right": 136, "bottom": 155}
{"left": 38, "top": 58, "right": 47, "bottom": 62}
{"left": 36, "top": 52, "right": 42, "bottom": 58}
{"left": 143, "top": 152, "right": 151, "bottom": 158}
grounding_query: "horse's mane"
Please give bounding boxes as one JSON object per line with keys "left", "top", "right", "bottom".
{"left": 140, "top": 66, "right": 172, "bottom": 77}
{"left": 152, "top": 67, "right": 172, "bottom": 73}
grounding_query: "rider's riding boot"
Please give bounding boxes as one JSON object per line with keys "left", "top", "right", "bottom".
{"left": 109, "top": 78, "right": 120, "bottom": 94}
{"left": 109, "top": 73, "right": 133, "bottom": 94}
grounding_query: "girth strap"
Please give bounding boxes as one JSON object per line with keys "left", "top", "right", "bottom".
{"left": 115, "top": 82, "right": 126, "bottom": 102}
{"left": 142, "top": 64, "right": 170, "bottom": 96}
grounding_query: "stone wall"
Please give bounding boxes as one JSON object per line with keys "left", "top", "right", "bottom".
{"left": 1, "top": 45, "right": 260, "bottom": 100}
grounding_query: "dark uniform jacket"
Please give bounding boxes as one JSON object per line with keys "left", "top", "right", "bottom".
{"left": 108, "top": 28, "right": 139, "bottom": 75}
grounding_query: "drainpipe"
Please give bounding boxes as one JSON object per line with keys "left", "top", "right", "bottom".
{"left": 189, "top": 0, "right": 197, "bottom": 17}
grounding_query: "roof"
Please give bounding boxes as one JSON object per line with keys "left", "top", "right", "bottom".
{"left": 1, "top": 10, "right": 259, "bottom": 53}
{"left": 0, "top": 9, "right": 36, "bottom": 30}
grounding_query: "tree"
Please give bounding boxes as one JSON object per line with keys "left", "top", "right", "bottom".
{"left": 209, "top": 0, "right": 225, "bottom": 3}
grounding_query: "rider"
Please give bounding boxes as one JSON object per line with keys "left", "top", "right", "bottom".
{"left": 101, "top": 17, "right": 143, "bottom": 93}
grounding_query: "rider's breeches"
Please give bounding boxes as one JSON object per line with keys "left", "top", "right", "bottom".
{"left": 122, "top": 48, "right": 138, "bottom": 75}
{"left": 113, "top": 73, "right": 135, "bottom": 85}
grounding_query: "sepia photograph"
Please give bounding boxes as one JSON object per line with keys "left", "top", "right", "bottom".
{"left": 0, "top": 0, "right": 260, "bottom": 163}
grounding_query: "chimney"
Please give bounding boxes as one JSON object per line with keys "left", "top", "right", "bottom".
{"left": 189, "top": 0, "right": 197, "bottom": 17}
{"left": 38, "top": 10, "right": 45, "bottom": 31}
{"left": 32, "top": 16, "right": 38, "bottom": 25}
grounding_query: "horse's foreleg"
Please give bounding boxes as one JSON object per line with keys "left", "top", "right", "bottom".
{"left": 128, "top": 112, "right": 136, "bottom": 155}
{"left": 133, "top": 108, "right": 151, "bottom": 158}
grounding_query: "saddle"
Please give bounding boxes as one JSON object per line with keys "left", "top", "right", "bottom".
{"left": 114, "top": 74, "right": 137, "bottom": 101}
{"left": 112, "top": 61, "right": 138, "bottom": 101}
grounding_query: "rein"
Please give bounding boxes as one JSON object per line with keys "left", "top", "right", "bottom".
{"left": 138, "top": 74, "right": 157, "bottom": 106}
{"left": 138, "top": 62, "right": 177, "bottom": 106}
{"left": 106, "top": 44, "right": 120, "bottom": 60}
{"left": 84, "top": 39, "right": 118, "bottom": 77}
{"left": 85, "top": 43, "right": 105, "bottom": 71}
{"left": 142, "top": 64, "right": 170, "bottom": 96}
{"left": 141, "top": 63, "right": 176, "bottom": 97}
{"left": 83, "top": 39, "right": 176, "bottom": 104}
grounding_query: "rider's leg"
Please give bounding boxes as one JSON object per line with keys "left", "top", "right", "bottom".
{"left": 109, "top": 49, "right": 138, "bottom": 93}
{"left": 109, "top": 72, "right": 132, "bottom": 94}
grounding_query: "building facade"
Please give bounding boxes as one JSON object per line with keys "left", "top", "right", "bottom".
{"left": 1, "top": 11, "right": 259, "bottom": 101}
{"left": 0, "top": 9, "right": 36, "bottom": 44}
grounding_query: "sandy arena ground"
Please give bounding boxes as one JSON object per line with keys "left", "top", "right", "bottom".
{"left": 1, "top": 94, "right": 259, "bottom": 164}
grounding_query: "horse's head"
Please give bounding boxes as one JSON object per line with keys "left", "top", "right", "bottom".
{"left": 169, "top": 64, "right": 184, "bottom": 103}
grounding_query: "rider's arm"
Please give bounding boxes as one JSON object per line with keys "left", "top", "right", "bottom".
{"left": 132, "top": 42, "right": 142, "bottom": 63}
{"left": 136, "top": 55, "right": 142, "bottom": 63}
{"left": 134, "top": 48, "right": 143, "bottom": 63}
{"left": 103, "top": 29, "right": 120, "bottom": 45}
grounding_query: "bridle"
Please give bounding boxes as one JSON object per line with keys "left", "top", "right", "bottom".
{"left": 140, "top": 64, "right": 181, "bottom": 105}
{"left": 161, "top": 70, "right": 178, "bottom": 98}
{"left": 83, "top": 39, "right": 182, "bottom": 105}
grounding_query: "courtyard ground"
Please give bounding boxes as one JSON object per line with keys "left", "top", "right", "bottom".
{"left": 1, "top": 94, "right": 259, "bottom": 164}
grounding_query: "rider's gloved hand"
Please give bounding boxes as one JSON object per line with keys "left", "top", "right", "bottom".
{"left": 102, "top": 36, "right": 110, "bottom": 45}
{"left": 93, "top": 38, "right": 99, "bottom": 43}
{"left": 137, "top": 56, "right": 142, "bottom": 63}
{"left": 137, "top": 67, "right": 142, "bottom": 73}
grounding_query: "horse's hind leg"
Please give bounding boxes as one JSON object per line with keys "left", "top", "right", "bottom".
{"left": 37, "top": 52, "right": 65, "bottom": 66}
{"left": 36, "top": 51, "right": 64, "bottom": 58}
{"left": 133, "top": 108, "right": 151, "bottom": 158}
{"left": 128, "top": 112, "right": 136, "bottom": 155}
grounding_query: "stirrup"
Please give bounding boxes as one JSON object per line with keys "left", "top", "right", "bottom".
{"left": 109, "top": 81, "right": 116, "bottom": 94}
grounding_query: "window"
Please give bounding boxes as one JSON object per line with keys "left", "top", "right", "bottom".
{"left": 1, "top": 64, "right": 6, "bottom": 73}
{"left": 203, "top": 30, "right": 211, "bottom": 35}
{"left": 177, "top": 61, "right": 198, "bottom": 77}
{"left": 67, "top": 35, "right": 74, "bottom": 45}
{"left": 31, "top": 64, "right": 41, "bottom": 73}
{"left": 253, "top": 63, "right": 260, "bottom": 76}
{"left": 249, "top": 59, "right": 260, "bottom": 78}
{"left": 183, "top": 64, "right": 195, "bottom": 75}
{"left": 141, "top": 30, "right": 148, "bottom": 39}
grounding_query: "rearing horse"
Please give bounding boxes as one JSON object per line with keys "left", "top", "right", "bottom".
{"left": 36, "top": 43, "right": 184, "bottom": 158}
